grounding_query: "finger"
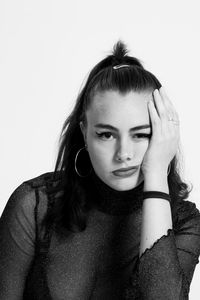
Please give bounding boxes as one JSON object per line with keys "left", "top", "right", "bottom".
{"left": 159, "top": 87, "right": 172, "bottom": 105}
{"left": 148, "top": 99, "right": 160, "bottom": 133}
{"left": 159, "top": 87, "right": 177, "bottom": 116}
{"left": 159, "top": 87, "right": 180, "bottom": 121}
{"left": 153, "top": 89, "right": 168, "bottom": 120}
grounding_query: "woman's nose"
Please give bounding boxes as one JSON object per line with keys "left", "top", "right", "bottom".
{"left": 115, "top": 140, "right": 133, "bottom": 162}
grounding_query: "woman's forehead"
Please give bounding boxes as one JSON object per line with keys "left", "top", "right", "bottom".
{"left": 86, "top": 90, "right": 152, "bottom": 124}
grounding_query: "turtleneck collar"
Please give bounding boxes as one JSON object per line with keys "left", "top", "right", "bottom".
{"left": 85, "top": 169, "right": 144, "bottom": 216}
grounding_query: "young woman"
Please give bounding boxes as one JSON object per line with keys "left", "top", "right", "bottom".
{"left": 1, "top": 41, "right": 200, "bottom": 299}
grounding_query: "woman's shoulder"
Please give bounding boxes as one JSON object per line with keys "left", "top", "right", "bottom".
{"left": 176, "top": 198, "right": 200, "bottom": 217}
{"left": 19, "top": 171, "right": 64, "bottom": 218}
{"left": 23, "top": 170, "right": 63, "bottom": 189}
{"left": 173, "top": 198, "right": 200, "bottom": 230}
{"left": 2, "top": 171, "right": 64, "bottom": 223}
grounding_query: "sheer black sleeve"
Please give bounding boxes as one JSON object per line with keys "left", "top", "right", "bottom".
{"left": 124, "top": 200, "right": 200, "bottom": 300}
{"left": 0, "top": 182, "right": 36, "bottom": 299}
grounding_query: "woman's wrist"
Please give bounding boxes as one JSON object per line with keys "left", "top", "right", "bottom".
{"left": 143, "top": 169, "right": 169, "bottom": 193}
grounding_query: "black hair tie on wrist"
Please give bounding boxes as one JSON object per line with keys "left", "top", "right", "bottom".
{"left": 143, "top": 191, "right": 171, "bottom": 203}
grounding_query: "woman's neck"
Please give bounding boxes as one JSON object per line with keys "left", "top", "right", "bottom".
{"left": 85, "top": 169, "right": 144, "bottom": 215}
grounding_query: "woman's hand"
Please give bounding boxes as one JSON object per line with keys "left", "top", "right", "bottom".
{"left": 141, "top": 87, "right": 180, "bottom": 178}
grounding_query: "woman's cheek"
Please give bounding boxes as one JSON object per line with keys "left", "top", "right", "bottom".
{"left": 88, "top": 141, "right": 106, "bottom": 162}
{"left": 92, "top": 139, "right": 113, "bottom": 153}
{"left": 136, "top": 141, "right": 149, "bottom": 162}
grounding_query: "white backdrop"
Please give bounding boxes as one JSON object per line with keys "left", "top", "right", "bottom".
{"left": 0, "top": 0, "right": 200, "bottom": 298}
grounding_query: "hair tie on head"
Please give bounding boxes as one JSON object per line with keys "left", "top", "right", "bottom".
{"left": 113, "top": 64, "right": 130, "bottom": 69}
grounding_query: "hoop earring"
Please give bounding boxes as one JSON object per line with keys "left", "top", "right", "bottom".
{"left": 74, "top": 147, "right": 92, "bottom": 177}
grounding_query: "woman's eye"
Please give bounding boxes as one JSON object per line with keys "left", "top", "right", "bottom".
{"left": 133, "top": 133, "right": 151, "bottom": 139}
{"left": 96, "top": 132, "right": 114, "bottom": 140}
{"left": 95, "top": 132, "right": 151, "bottom": 140}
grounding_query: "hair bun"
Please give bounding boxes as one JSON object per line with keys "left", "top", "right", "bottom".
{"left": 111, "top": 40, "right": 143, "bottom": 69}
{"left": 112, "top": 40, "right": 129, "bottom": 60}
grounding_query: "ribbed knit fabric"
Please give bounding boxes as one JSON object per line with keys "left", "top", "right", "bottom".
{"left": 86, "top": 169, "right": 144, "bottom": 215}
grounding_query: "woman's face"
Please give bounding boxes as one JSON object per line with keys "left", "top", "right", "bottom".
{"left": 80, "top": 90, "right": 153, "bottom": 191}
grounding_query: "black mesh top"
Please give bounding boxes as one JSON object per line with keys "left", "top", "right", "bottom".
{"left": 1, "top": 171, "right": 200, "bottom": 299}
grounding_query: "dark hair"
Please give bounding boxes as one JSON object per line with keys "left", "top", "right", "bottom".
{"left": 42, "top": 40, "right": 192, "bottom": 235}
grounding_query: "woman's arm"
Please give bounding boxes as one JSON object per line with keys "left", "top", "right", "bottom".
{"left": 134, "top": 87, "right": 200, "bottom": 299}
{"left": 0, "top": 182, "right": 36, "bottom": 299}
{"left": 140, "top": 169, "right": 172, "bottom": 257}
{"left": 139, "top": 86, "right": 179, "bottom": 258}
{"left": 135, "top": 190, "right": 200, "bottom": 300}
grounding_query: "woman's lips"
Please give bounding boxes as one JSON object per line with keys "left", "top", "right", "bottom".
{"left": 112, "top": 166, "right": 139, "bottom": 178}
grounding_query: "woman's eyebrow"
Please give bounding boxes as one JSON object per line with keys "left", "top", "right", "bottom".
{"left": 94, "top": 123, "right": 151, "bottom": 131}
